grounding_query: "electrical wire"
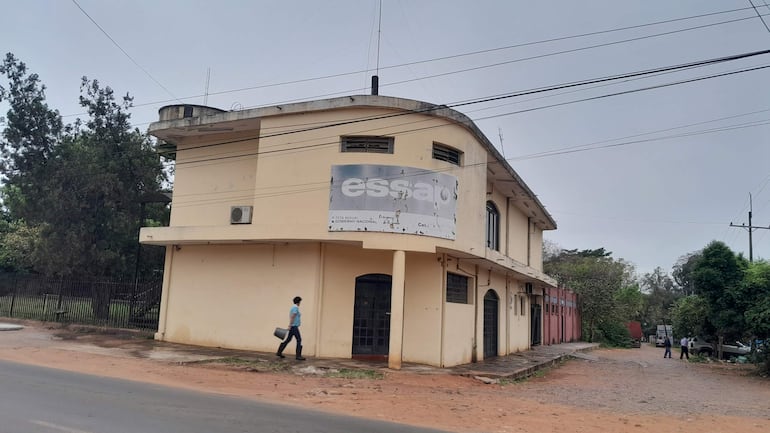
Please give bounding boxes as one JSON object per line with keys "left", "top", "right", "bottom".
{"left": 155, "top": 49, "right": 770, "bottom": 159}
{"left": 69, "top": 0, "right": 181, "bottom": 103}
{"left": 60, "top": 6, "right": 765, "bottom": 118}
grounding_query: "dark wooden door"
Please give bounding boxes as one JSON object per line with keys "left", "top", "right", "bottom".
{"left": 352, "top": 274, "right": 392, "bottom": 356}
{"left": 483, "top": 290, "right": 499, "bottom": 358}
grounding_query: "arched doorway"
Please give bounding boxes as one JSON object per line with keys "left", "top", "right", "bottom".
{"left": 483, "top": 290, "right": 499, "bottom": 358}
{"left": 352, "top": 274, "right": 392, "bottom": 358}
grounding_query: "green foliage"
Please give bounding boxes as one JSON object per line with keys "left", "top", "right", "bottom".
{"left": 614, "top": 283, "right": 643, "bottom": 322}
{"left": 544, "top": 246, "right": 635, "bottom": 342}
{"left": 639, "top": 267, "right": 682, "bottom": 335}
{"left": 692, "top": 241, "right": 748, "bottom": 340}
{"left": 0, "top": 53, "right": 63, "bottom": 221}
{"left": 0, "top": 53, "right": 169, "bottom": 280}
{"left": 742, "top": 261, "right": 770, "bottom": 339}
{"left": 673, "top": 251, "right": 701, "bottom": 296}
{"left": 0, "top": 218, "right": 39, "bottom": 272}
{"left": 325, "top": 368, "right": 385, "bottom": 380}
{"left": 595, "top": 320, "right": 632, "bottom": 348}
{"left": 671, "top": 295, "right": 709, "bottom": 337}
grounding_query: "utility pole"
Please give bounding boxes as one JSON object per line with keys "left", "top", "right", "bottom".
{"left": 730, "top": 193, "right": 770, "bottom": 262}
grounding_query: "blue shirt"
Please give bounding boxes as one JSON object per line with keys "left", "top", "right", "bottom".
{"left": 290, "top": 305, "right": 301, "bottom": 327}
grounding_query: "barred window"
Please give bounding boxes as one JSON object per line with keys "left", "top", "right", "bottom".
{"left": 432, "top": 142, "right": 462, "bottom": 165}
{"left": 341, "top": 136, "right": 394, "bottom": 153}
{"left": 446, "top": 272, "right": 469, "bottom": 304}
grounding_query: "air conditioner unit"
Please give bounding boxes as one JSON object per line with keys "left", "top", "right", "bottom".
{"left": 230, "top": 206, "right": 253, "bottom": 224}
{"left": 525, "top": 282, "right": 533, "bottom": 294}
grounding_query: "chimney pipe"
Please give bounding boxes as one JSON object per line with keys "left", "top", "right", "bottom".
{"left": 371, "top": 75, "right": 379, "bottom": 95}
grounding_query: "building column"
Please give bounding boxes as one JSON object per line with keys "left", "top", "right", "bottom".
{"left": 154, "top": 246, "right": 175, "bottom": 341}
{"left": 388, "top": 250, "right": 406, "bottom": 370}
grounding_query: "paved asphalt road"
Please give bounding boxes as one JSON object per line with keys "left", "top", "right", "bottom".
{"left": 0, "top": 360, "right": 449, "bottom": 433}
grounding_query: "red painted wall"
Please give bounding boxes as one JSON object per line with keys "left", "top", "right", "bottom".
{"left": 542, "top": 287, "right": 581, "bottom": 345}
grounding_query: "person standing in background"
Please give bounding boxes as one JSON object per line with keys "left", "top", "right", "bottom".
{"left": 664, "top": 336, "right": 672, "bottom": 358}
{"left": 679, "top": 336, "right": 689, "bottom": 360}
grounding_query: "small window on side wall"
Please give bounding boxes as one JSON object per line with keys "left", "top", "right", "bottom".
{"left": 432, "top": 142, "right": 462, "bottom": 166}
{"left": 446, "top": 272, "right": 470, "bottom": 304}
{"left": 486, "top": 201, "right": 500, "bottom": 251}
{"left": 341, "top": 136, "right": 394, "bottom": 153}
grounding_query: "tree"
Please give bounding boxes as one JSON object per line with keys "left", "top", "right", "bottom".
{"left": 691, "top": 241, "right": 748, "bottom": 341}
{"left": 0, "top": 218, "right": 39, "bottom": 273}
{"left": 673, "top": 252, "right": 701, "bottom": 296}
{"left": 638, "top": 267, "right": 682, "bottom": 336}
{"left": 0, "top": 53, "right": 63, "bottom": 221}
{"left": 545, "top": 247, "right": 636, "bottom": 343}
{"left": 671, "top": 295, "right": 709, "bottom": 338}
{"left": 1, "top": 54, "right": 169, "bottom": 285}
{"left": 30, "top": 77, "right": 167, "bottom": 280}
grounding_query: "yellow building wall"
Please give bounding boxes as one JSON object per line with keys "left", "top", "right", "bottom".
{"left": 507, "top": 283, "right": 531, "bottom": 352}
{"left": 171, "top": 133, "right": 258, "bottom": 227}
{"left": 506, "top": 201, "right": 530, "bottom": 265}
{"left": 530, "top": 227, "right": 544, "bottom": 272}
{"left": 159, "top": 243, "right": 319, "bottom": 354}
{"left": 402, "top": 252, "right": 443, "bottom": 365}
{"left": 147, "top": 101, "right": 553, "bottom": 368}
{"left": 442, "top": 302, "right": 475, "bottom": 367}
{"left": 161, "top": 107, "right": 492, "bottom": 255}
{"left": 317, "top": 243, "right": 394, "bottom": 358}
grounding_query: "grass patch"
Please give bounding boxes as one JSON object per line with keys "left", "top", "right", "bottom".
{"left": 499, "top": 368, "right": 548, "bottom": 385}
{"left": 325, "top": 368, "right": 384, "bottom": 380}
{"left": 688, "top": 353, "right": 710, "bottom": 363}
{"left": 202, "top": 357, "right": 292, "bottom": 372}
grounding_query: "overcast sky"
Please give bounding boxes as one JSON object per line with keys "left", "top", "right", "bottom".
{"left": 2, "top": 0, "right": 770, "bottom": 277}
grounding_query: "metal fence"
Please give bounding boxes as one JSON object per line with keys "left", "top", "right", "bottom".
{"left": 0, "top": 273, "right": 162, "bottom": 331}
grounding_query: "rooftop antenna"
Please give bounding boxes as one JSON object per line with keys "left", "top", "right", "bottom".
{"left": 498, "top": 127, "right": 506, "bottom": 158}
{"left": 371, "top": 0, "right": 382, "bottom": 95}
{"left": 204, "top": 67, "right": 211, "bottom": 105}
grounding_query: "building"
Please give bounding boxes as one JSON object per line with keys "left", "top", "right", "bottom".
{"left": 140, "top": 95, "right": 577, "bottom": 368}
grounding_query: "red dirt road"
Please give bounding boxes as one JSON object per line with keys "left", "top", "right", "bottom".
{"left": 0, "top": 323, "right": 768, "bottom": 433}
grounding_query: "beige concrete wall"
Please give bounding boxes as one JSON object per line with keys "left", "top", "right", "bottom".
{"left": 171, "top": 132, "right": 258, "bottom": 227}
{"left": 317, "top": 243, "right": 394, "bottom": 358}
{"left": 402, "top": 252, "right": 443, "bottom": 365}
{"left": 161, "top": 107, "right": 491, "bottom": 255}
{"left": 507, "top": 283, "right": 531, "bottom": 352}
{"left": 530, "top": 227, "right": 544, "bottom": 272}
{"left": 442, "top": 302, "right": 475, "bottom": 366}
{"left": 148, "top": 102, "right": 553, "bottom": 368}
{"left": 506, "top": 202, "right": 530, "bottom": 265}
{"left": 158, "top": 243, "right": 319, "bottom": 354}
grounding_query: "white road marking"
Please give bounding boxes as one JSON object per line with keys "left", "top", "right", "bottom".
{"left": 30, "top": 420, "right": 96, "bottom": 433}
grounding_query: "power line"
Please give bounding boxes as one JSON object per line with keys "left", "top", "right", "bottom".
{"left": 160, "top": 48, "right": 770, "bottom": 159}
{"left": 69, "top": 0, "right": 181, "bottom": 103}
{"left": 749, "top": 0, "right": 770, "bottom": 33}
{"left": 230, "top": 13, "right": 770, "bottom": 114}
{"left": 60, "top": 6, "right": 765, "bottom": 118}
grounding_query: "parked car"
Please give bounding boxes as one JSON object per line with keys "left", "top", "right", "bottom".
{"left": 688, "top": 336, "right": 751, "bottom": 358}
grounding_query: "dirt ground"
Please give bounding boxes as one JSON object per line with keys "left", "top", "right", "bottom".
{"left": 1, "top": 323, "right": 769, "bottom": 433}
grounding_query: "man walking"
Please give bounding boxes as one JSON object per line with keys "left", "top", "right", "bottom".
{"left": 679, "top": 336, "right": 689, "bottom": 360}
{"left": 277, "top": 296, "right": 306, "bottom": 360}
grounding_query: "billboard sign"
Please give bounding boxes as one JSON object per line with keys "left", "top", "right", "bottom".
{"left": 329, "top": 164, "right": 458, "bottom": 240}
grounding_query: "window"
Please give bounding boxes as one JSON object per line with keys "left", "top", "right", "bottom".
{"left": 432, "top": 142, "right": 462, "bottom": 165}
{"left": 486, "top": 201, "right": 500, "bottom": 251}
{"left": 341, "top": 136, "right": 394, "bottom": 153}
{"left": 446, "top": 273, "right": 469, "bottom": 304}
{"left": 520, "top": 296, "right": 526, "bottom": 316}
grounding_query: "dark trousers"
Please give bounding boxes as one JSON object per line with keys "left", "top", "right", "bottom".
{"left": 680, "top": 345, "right": 689, "bottom": 359}
{"left": 664, "top": 346, "right": 671, "bottom": 358}
{"left": 277, "top": 326, "right": 301, "bottom": 354}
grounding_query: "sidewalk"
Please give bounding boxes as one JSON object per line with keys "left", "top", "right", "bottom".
{"left": 0, "top": 320, "right": 598, "bottom": 380}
